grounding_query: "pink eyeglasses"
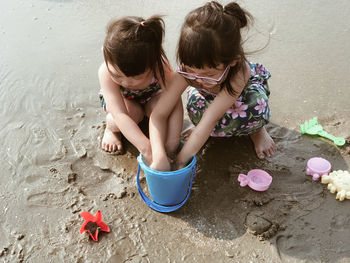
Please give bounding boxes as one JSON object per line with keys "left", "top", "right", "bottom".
{"left": 177, "top": 63, "right": 230, "bottom": 85}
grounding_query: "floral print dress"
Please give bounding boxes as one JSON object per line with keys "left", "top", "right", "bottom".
{"left": 186, "top": 62, "right": 271, "bottom": 137}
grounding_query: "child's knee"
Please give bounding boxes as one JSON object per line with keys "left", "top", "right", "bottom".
{"left": 132, "top": 109, "right": 144, "bottom": 124}
{"left": 126, "top": 103, "right": 144, "bottom": 123}
{"left": 106, "top": 113, "right": 114, "bottom": 123}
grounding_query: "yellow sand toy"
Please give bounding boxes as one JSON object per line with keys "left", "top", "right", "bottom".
{"left": 321, "top": 170, "right": 350, "bottom": 201}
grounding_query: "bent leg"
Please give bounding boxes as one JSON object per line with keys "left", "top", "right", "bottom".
{"left": 186, "top": 85, "right": 276, "bottom": 159}
{"left": 145, "top": 94, "right": 183, "bottom": 156}
{"left": 216, "top": 88, "right": 275, "bottom": 159}
{"left": 102, "top": 113, "right": 123, "bottom": 152}
{"left": 102, "top": 98, "right": 144, "bottom": 152}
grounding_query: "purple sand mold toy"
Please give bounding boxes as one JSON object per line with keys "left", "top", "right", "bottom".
{"left": 306, "top": 157, "right": 331, "bottom": 181}
{"left": 238, "top": 169, "right": 272, "bottom": 191}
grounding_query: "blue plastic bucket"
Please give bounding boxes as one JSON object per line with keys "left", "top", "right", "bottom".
{"left": 136, "top": 154, "right": 196, "bottom": 213}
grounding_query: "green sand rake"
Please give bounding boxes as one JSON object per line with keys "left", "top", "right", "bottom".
{"left": 300, "top": 117, "right": 346, "bottom": 146}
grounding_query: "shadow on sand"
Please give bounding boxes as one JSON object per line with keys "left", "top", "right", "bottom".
{"left": 163, "top": 123, "right": 350, "bottom": 262}
{"left": 95, "top": 120, "right": 349, "bottom": 262}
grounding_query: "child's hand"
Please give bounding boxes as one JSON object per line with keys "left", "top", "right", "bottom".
{"left": 150, "top": 155, "right": 171, "bottom": 171}
{"left": 175, "top": 156, "right": 187, "bottom": 170}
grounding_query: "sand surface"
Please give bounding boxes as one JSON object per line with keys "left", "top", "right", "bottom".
{"left": 1, "top": 0, "right": 350, "bottom": 262}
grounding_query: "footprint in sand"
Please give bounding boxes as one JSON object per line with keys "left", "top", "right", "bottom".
{"left": 276, "top": 233, "right": 318, "bottom": 260}
{"left": 330, "top": 214, "right": 350, "bottom": 232}
{"left": 26, "top": 188, "right": 76, "bottom": 210}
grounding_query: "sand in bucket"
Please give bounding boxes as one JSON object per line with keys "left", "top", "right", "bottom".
{"left": 136, "top": 154, "right": 196, "bottom": 213}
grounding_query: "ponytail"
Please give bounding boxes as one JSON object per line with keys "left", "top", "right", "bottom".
{"left": 136, "top": 16, "right": 167, "bottom": 84}
{"left": 177, "top": 1, "right": 253, "bottom": 96}
{"left": 103, "top": 15, "right": 168, "bottom": 85}
{"left": 223, "top": 2, "right": 251, "bottom": 29}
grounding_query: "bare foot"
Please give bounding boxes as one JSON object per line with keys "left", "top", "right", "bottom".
{"left": 101, "top": 128, "right": 123, "bottom": 153}
{"left": 249, "top": 126, "right": 276, "bottom": 159}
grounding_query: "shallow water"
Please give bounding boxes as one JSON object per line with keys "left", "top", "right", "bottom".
{"left": 1, "top": 0, "right": 350, "bottom": 262}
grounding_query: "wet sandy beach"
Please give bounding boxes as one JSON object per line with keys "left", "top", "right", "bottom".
{"left": 1, "top": 0, "right": 350, "bottom": 262}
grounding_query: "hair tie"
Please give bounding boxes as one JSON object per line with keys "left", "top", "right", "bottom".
{"left": 140, "top": 21, "right": 145, "bottom": 27}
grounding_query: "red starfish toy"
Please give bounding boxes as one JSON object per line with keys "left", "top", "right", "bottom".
{"left": 80, "top": 210, "right": 110, "bottom": 242}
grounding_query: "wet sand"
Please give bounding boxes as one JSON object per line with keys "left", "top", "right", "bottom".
{"left": 1, "top": 0, "right": 350, "bottom": 262}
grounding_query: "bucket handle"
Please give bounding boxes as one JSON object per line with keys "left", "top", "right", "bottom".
{"left": 136, "top": 164, "right": 196, "bottom": 213}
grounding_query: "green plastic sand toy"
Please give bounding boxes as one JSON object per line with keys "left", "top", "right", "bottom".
{"left": 300, "top": 117, "right": 346, "bottom": 146}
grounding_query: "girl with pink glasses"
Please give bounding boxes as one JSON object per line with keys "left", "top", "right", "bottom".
{"left": 149, "top": 1, "right": 276, "bottom": 171}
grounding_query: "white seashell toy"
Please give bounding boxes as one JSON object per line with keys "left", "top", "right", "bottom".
{"left": 321, "top": 170, "right": 350, "bottom": 201}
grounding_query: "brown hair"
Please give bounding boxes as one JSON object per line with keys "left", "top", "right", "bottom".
{"left": 177, "top": 1, "right": 252, "bottom": 95}
{"left": 103, "top": 15, "right": 168, "bottom": 84}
